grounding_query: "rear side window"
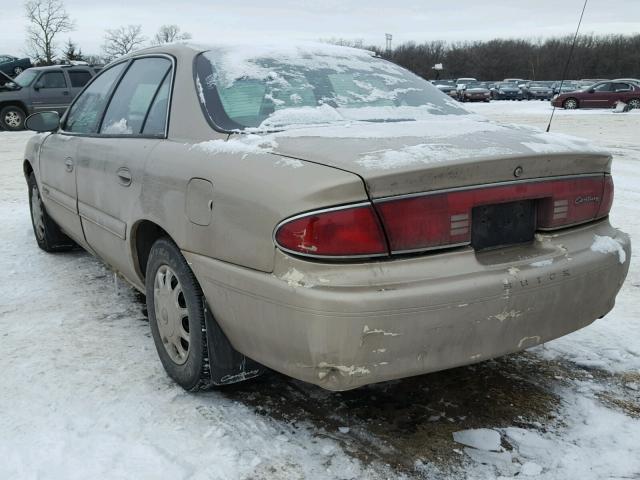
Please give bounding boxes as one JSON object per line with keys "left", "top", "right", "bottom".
{"left": 68, "top": 70, "right": 92, "bottom": 88}
{"left": 612, "top": 82, "right": 631, "bottom": 92}
{"left": 64, "top": 62, "right": 126, "bottom": 134}
{"left": 100, "top": 57, "right": 171, "bottom": 135}
{"left": 37, "top": 72, "right": 67, "bottom": 89}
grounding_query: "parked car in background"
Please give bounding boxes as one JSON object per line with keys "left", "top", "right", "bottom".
{"left": 0, "top": 54, "right": 32, "bottom": 77}
{"left": 0, "top": 64, "right": 98, "bottom": 130}
{"left": 491, "top": 82, "right": 523, "bottom": 100}
{"left": 434, "top": 80, "right": 458, "bottom": 97}
{"left": 456, "top": 77, "right": 477, "bottom": 85}
{"left": 456, "top": 81, "right": 491, "bottom": 102}
{"left": 522, "top": 81, "right": 553, "bottom": 100}
{"left": 503, "top": 78, "right": 526, "bottom": 84}
{"left": 22, "top": 42, "right": 630, "bottom": 392}
{"left": 552, "top": 81, "right": 579, "bottom": 95}
{"left": 552, "top": 80, "right": 640, "bottom": 109}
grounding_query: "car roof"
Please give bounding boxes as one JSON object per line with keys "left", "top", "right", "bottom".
{"left": 28, "top": 64, "right": 96, "bottom": 72}
{"left": 109, "top": 41, "right": 382, "bottom": 70}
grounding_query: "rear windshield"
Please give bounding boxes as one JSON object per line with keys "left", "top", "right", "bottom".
{"left": 195, "top": 45, "right": 467, "bottom": 131}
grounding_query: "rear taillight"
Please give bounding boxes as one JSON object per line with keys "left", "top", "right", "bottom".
{"left": 274, "top": 204, "right": 389, "bottom": 257}
{"left": 374, "top": 175, "right": 613, "bottom": 253}
{"left": 274, "top": 175, "right": 613, "bottom": 259}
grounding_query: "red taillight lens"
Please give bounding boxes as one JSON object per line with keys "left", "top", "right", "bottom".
{"left": 374, "top": 175, "right": 613, "bottom": 253}
{"left": 275, "top": 204, "right": 389, "bottom": 257}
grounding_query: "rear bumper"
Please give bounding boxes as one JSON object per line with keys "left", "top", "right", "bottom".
{"left": 185, "top": 219, "right": 630, "bottom": 391}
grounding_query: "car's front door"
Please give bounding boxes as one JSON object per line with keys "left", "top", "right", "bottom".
{"left": 31, "top": 70, "right": 70, "bottom": 114}
{"left": 75, "top": 56, "right": 173, "bottom": 283}
{"left": 38, "top": 134, "right": 86, "bottom": 246}
{"left": 41, "top": 62, "right": 128, "bottom": 250}
{"left": 581, "top": 82, "right": 613, "bottom": 108}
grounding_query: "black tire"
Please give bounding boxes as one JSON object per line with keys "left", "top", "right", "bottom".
{"left": 27, "top": 172, "right": 76, "bottom": 252}
{"left": 628, "top": 98, "right": 640, "bottom": 110}
{"left": 563, "top": 97, "right": 579, "bottom": 109}
{"left": 13, "top": 66, "right": 24, "bottom": 76}
{"left": 146, "top": 238, "right": 213, "bottom": 391}
{"left": 0, "top": 105, "right": 26, "bottom": 131}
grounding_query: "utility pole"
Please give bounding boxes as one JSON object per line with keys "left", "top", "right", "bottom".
{"left": 385, "top": 33, "right": 393, "bottom": 53}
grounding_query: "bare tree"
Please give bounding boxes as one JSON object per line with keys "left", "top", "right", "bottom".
{"left": 102, "top": 25, "right": 146, "bottom": 61}
{"left": 25, "top": 0, "right": 74, "bottom": 65}
{"left": 153, "top": 24, "right": 191, "bottom": 45}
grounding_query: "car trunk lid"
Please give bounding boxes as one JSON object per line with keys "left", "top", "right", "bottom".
{"left": 270, "top": 116, "right": 611, "bottom": 199}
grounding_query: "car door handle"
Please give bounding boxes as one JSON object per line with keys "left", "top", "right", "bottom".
{"left": 116, "top": 167, "right": 132, "bottom": 187}
{"left": 64, "top": 157, "right": 74, "bottom": 172}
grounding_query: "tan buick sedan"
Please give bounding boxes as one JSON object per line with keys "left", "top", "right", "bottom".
{"left": 23, "top": 43, "right": 630, "bottom": 391}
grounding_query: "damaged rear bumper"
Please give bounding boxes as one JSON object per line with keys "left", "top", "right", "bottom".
{"left": 184, "top": 219, "right": 630, "bottom": 391}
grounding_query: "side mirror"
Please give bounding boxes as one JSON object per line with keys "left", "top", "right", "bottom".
{"left": 588, "top": 88, "right": 595, "bottom": 94}
{"left": 25, "top": 111, "right": 60, "bottom": 132}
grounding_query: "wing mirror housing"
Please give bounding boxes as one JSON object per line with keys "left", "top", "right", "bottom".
{"left": 588, "top": 88, "right": 595, "bottom": 94}
{"left": 25, "top": 111, "right": 60, "bottom": 132}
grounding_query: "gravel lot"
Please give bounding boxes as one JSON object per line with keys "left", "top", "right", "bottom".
{"left": 1, "top": 101, "right": 639, "bottom": 479}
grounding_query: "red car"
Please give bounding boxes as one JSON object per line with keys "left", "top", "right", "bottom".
{"left": 552, "top": 80, "right": 640, "bottom": 109}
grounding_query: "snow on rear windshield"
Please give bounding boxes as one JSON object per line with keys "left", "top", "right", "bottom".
{"left": 195, "top": 44, "right": 467, "bottom": 131}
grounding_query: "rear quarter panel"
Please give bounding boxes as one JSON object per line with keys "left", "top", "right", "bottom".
{"left": 138, "top": 142, "right": 368, "bottom": 273}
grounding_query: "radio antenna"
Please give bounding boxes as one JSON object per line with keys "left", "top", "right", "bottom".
{"left": 546, "top": 0, "right": 589, "bottom": 132}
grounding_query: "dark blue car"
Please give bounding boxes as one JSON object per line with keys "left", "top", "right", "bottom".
{"left": 0, "top": 55, "right": 33, "bottom": 77}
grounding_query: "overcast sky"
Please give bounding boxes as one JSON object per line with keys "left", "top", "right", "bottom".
{"left": 1, "top": 0, "right": 639, "bottom": 57}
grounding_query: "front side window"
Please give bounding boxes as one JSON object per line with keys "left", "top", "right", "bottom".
{"left": 13, "top": 69, "right": 38, "bottom": 87}
{"left": 592, "top": 83, "right": 612, "bottom": 92}
{"left": 68, "top": 70, "right": 92, "bottom": 88}
{"left": 37, "top": 72, "right": 67, "bottom": 89}
{"left": 100, "top": 57, "right": 172, "bottom": 135}
{"left": 64, "top": 62, "right": 126, "bottom": 134}
{"left": 195, "top": 45, "right": 466, "bottom": 131}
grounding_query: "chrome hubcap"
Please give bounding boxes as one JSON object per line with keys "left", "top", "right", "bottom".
{"left": 629, "top": 99, "right": 640, "bottom": 109}
{"left": 31, "top": 185, "right": 45, "bottom": 241}
{"left": 5, "top": 111, "right": 22, "bottom": 128}
{"left": 565, "top": 99, "right": 577, "bottom": 109}
{"left": 14, "top": 67, "right": 23, "bottom": 74}
{"left": 154, "top": 265, "right": 190, "bottom": 365}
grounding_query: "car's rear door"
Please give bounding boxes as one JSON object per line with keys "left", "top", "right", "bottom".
{"left": 611, "top": 82, "right": 635, "bottom": 105}
{"left": 40, "top": 62, "right": 128, "bottom": 250}
{"left": 581, "top": 82, "right": 613, "bottom": 108}
{"left": 65, "top": 69, "right": 93, "bottom": 100}
{"left": 31, "top": 70, "right": 70, "bottom": 114}
{"left": 75, "top": 55, "right": 173, "bottom": 283}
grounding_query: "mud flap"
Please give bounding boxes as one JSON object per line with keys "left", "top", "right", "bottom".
{"left": 203, "top": 301, "right": 265, "bottom": 386}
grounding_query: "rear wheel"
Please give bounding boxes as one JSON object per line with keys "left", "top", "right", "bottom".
{"left": 27, "top": 172, "right": 76, "bottom": 252}
{"left": 13, "top": 66, "right": 24, "bottom": 76}
{"left": 563, "top": 98, "right": 579, "bottom": 109}
{"left": 0, "top": 105, "right": 26, "bottom": 131}
{"left": 628, "top": 98, "right": 640, "bottom": 109}
{"left": 146, "top": 238, "right": 213, "bottom": 391}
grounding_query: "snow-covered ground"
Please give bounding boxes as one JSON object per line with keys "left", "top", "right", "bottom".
{"left": 1, "top": 101, "right": 639, "bottom": 479}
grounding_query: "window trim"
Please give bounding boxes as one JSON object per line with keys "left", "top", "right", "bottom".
{"left": 59, "top": 53, "right": 176, "bottom": 140}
